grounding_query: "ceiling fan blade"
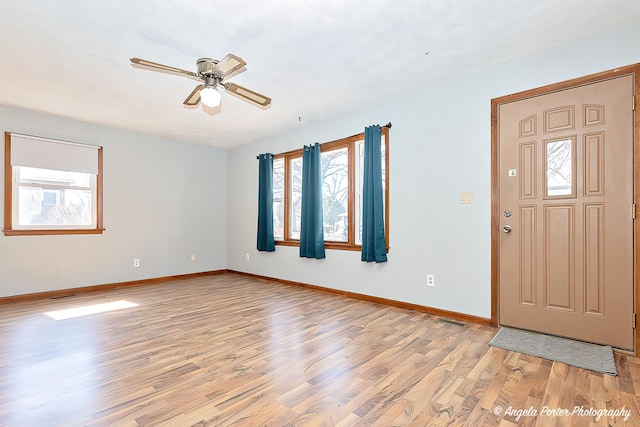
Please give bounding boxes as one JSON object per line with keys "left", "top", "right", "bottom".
{"left": 223, "top": 82, "right": 271, "bottom": 107}
{"left": 130, "top": 58, "right": 199, "bottom": 80}
{"left": 214, "top": 54, "right": 247, "bottom": 77}
{"left": 183, "top": 84, "right": 203, "bottom": 106}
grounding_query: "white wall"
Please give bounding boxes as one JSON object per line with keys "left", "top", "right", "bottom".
{"left": 0, "top": 105, "right": 227, "bottom": 297}
{"left": 226, "top": 23, "right": 640, "bottom": 319}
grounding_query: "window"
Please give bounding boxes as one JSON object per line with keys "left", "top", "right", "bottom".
{"left": 273, "top": 127, "right": 389, "bottom": 250}
{"left": 4, "top": 132, "right": 103, "bottom": 236}
{"left": 544, "top": 136, "right": 576, "bottom": 198}
{"left": 273, "top": 157, "right": 285, "bottom": 240}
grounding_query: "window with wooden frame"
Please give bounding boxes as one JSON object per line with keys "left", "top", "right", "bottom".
{"left": 4, "top": 132, "right": 104, "bottom": 236}
{"left": 272, "top": 127, "right": 389, "bottom": 251}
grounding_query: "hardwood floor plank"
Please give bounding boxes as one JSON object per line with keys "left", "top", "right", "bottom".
{"left": 1, "top": 273, "right": 640, "bottom": 426}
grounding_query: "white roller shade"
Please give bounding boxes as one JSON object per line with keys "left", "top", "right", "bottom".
{"left": 10, "top": 133, "right": 99, "bottom": 174}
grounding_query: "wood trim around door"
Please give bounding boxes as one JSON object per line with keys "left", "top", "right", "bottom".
{"left": 491, "top": 63, "right": 640, "bottom": 354}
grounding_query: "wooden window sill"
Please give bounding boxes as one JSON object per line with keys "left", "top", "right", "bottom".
{"left": 3, "top": 228, "right": 105, "bottom": 236}
{"left": 275, "top": 240, "right": 389, "bottom": 252}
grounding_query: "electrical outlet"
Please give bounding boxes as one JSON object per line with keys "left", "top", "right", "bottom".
{"left": 427, "top": 274, "right": 435, "bottom": 287}
{"left": 190, "top": 254, "right": 196, "bottom": 262}
{"left": 460, "top": 192, "right": 473, "bottom": 204}
{"left": 245, "top": 253, "right": 250, "bottom": 261}
{"left": 133, "top": 258, "right": 140, "bottom": 268}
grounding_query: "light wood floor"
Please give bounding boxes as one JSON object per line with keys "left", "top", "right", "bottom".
{"left": 1, "top": 273, "right": 639, "bottom": 426}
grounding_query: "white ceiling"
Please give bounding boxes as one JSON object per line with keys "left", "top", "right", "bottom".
{"left": 1, "top": 1, "right": 640, "bottom": 149}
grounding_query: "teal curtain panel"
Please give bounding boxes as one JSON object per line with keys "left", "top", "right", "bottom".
{"left": 361, "top": 125, "right": 387, "bottom": 262}
{"left": 257, "top": 153, "right": 275, "bottom": 252}
{"left": 299, "top": 143, "right": 326, "bottom": 259}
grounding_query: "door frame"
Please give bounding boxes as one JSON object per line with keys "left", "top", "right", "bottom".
{"left": 491, "top": 63, "right": 640, "bottom": 354}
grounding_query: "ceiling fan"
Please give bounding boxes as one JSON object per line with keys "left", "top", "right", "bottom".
{"left": 130, "top": 54, "right": 271, "bottom": 109}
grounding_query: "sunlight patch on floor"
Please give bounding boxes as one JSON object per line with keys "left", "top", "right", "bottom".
{"left": 44, "top": 300, "right": 139, "bottom": 320}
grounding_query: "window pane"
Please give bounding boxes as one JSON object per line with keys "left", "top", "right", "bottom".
{"left": 546, "top": 138, "right": 573, "bottom": 196}
{"left": 19, "top": 166, "right": 90, "bottom": 187}
{"left": 356, "top": 140, "right": 364, "bottom": 245}
{"left": 322, "top": 148, "right": 349, "bottom": 242}
{"left": 15, "top": 166, "right": 95, "bottom": 228}
{"left": 356, "top": 136, "right": 386, "bottom": 244}
{"left": 273, "top": 158, "right": 284, "bottom": 240}
{"left": 290, "top": 157, "right": 303, "bottom": 240}
{"left": 18, "top": 186, "right": 93, "bottom": 226}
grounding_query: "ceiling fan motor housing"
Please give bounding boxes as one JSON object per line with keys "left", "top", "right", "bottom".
{"left": 197, "top": 58, "right": 219, "bottom": 77}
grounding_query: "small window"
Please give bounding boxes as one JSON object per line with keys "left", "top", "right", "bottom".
{"left": 321, "top": 146, "right": 349, "bottom": 242}
{"left": 4, "top": 132, "right": 103, "bottom": 236}
{"left": 289, "top": 156, "right": 303, "bottom": 240}
{"left": 544, "top": 136, "right": 576, "bottom": 198}
{"left": 273, "top": 157, "right": 285, "bottom": 240}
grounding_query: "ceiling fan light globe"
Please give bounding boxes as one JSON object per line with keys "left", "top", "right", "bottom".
{"left": 201, "top": 87, "right": 222, "bottom": 107}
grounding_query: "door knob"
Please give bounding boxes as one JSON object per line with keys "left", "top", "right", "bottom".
{"left": 503, "top": 225, "right": 512, "bottom": 233}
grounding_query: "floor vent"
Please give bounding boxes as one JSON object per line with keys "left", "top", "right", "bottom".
{"left": 437, "top": 318, "right": 465, "bottom": 327}
{"left": 51, "top": 294, "right": 76, "bottom": 299}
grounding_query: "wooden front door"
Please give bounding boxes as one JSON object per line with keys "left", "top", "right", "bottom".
{"left": 497, "top": 74, "right": 635, "bottom": 350}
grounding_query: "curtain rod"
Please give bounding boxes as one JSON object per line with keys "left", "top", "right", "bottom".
{"left": 257, "top": 122, "right": 391, "bottom": 159}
